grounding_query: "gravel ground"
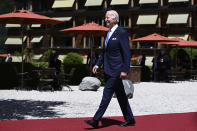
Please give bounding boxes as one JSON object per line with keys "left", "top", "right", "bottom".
{"left": 0, "top": 81, "right": 197, "bottom": 120}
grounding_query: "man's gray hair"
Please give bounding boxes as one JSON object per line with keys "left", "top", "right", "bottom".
{"left": 107, "top": 10, "right": 119, "bottom": 23}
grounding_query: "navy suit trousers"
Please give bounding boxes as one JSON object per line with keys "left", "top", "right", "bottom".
{"left": 93, "top": 74, "right": 134, "bottom": 121}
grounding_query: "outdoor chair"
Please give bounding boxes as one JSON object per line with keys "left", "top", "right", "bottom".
{"left": 15, "top": 72, "right": 32, "bottom": 90}
{"left": 190, "top": 69, "right": 197, "bottom": 80}
{"left": 36, "top": 68, "right": 57, "bottom": 91}
{"left": 64, "top": 68, "right": 76, "bottom": 91}
{"left": 167, "top": 68, "right": 187, "bottom": 82}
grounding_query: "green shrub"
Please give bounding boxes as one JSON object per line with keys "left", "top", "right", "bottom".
{"left": 63, "top": 52, "right": 83, "bottom": 64}
{"left": 43, "top": 49, "right": 56, "bottom": 62}
{"left": 170, "top": 48, "right": 191, "bottom": 69}
{"left": 63, "top": 64, "right": 89, "bottom": 85}
{"left": 24, "top": 48, "right": 35, "bottom": 62}
{"left": 131, "top": 60, "right": 140, "bottom": 66}
{"left": 169, "top": 48, "right": 178, "bottom": 68}
{"left": 0, "top": 62, "right": 39, "bottom": 89}
{"left": 0, "top": 63, "right": 18, "bottom": 89}
{"left": 13, "top": 51, "right": 20, "bottom": 56}
{"left": 183, "top": 48, "right": 197, "bottom": 60}
{"left": 31, "top": 62, "right": 48, "bottom": 68}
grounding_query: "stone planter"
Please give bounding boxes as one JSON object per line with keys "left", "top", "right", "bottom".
{"left": 127, "top": 66, "right": 142, "bottom": 83}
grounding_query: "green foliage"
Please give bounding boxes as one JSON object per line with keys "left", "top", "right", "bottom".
{"left": 42, "top": 49, "right": 56, "bottom": 62}
{"left": 183, "top": 48, "right": 197, "bottom": 60}
{"left": 170, "top": 48, "right": 191, "bottom": 68}
{"left": 169, "top": 48, "right": 177, "bottom": 67}
{"left": 63, "top": 52, "right": 83, "bottom": 64}
{"left": 31, "top": 62, "right": 48, "bottom": 68}
{"left": 24, "top": 48, "right": 35, "bottom": 62}
{"left": 24, "top": 48, "right": 34, "bottom": 57}
{"left": 0, "top": 62, "right": 39, "bottom": 89}
{"left": 13, "top": 49, "right": 35, "bottom": 62}
{"left": 131, "top": 60, "right": 140, "bottom": 66}
{"left": 14, "top": 51, "right": 21, "bottom": 56}
{"left": 170, "top": 47, "right": 197, "bottom": 62}
{"left": 63, "top": 64, "right": 89, "bottom": 85}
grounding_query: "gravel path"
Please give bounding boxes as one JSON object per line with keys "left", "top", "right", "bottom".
{"left": 0, "top": 81, "right": 197, "bottom": 120}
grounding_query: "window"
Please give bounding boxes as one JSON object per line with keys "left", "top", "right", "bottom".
{"left": 85, "top": 37, "right": 101, "bottom": 48}
{"left": 137, "top": 14, "right": 158, "bottom": 25}
{"left": 53, "top": 35, "right": 72, "bottom": 48}
{"left": 167, "top": 14, "right": 189, "bottom": 24}
{"left": 139, "top": 0, "right": 158, "bottom": 4}
{"left": 52, "top": 0, "right": 75, "bottom": 8}
{"left": 119, "top": 16, "right": 129, "bottom": 27}
{"left": 5, "top": 37, "right": 22, "bottom": 45}
{"left": 168, "top": 34, "right": 189, "bottom": 40}
{"left": 168, "top": 0, "right": 190, "bottom": 3}
{"left": 53, "top": 17, "right": 73, "bottom": 30}
{"left": 15, "top": 0, "right": 31, "bottom": 10}
{"left": 86, "top": 17, "right": 102, "bottom": 25}
{"left": 85, "top": 0, "right": 103, "bottom": 6}
{"left": 110, "top": 0, "right": 129, "bottom": 5}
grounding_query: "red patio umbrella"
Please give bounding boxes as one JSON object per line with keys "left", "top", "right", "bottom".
{"left": 60, "top": 22, "right": 109, "bottom": 36}
{"left": 131, "top": 33, "right": 178, "bottom": 59}
{"left": 132, "top": 33, "right": 178, "bottom": 42}
{"left": 159, "top": 37, "right": 187, "bottom": 45}
{"left": 132, "top": 33, "right": 178, "bottom": 81}
{"left": 0, "top": 54, "right": 8, "bottom": 57}
{"left": 60, "top": 22, "right": 109, "bottom": 76}
{"left": 0, "top": 9, "right": 62, "bottom": 24}
{"left": 0, "top": 9, "right": 63, "bottom": 88}
{"left": 178, "top": 40, "right": 197, "bottom": 47}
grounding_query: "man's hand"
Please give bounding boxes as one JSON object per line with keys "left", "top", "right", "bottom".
{"left": 92, "top": 65, "right": 99, "bottom": 74}
{"left": 120, "top": 72, "right": 127, "bottom": 79}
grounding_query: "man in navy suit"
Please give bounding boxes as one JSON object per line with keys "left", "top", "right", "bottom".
{"left": 85, "top": 10, "right": 135, "bottom": 128}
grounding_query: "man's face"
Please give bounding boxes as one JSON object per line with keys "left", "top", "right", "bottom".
{"left": 105, "top": 12, "right": 116, "bottom": 28}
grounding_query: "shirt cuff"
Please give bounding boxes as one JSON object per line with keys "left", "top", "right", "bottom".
{"left": 95, "top": 65, "right": 99, "bottom": 68}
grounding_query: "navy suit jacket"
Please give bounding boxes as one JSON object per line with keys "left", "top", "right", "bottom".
{"left": 96, "top": 26, "right": 131, "bottom": 77}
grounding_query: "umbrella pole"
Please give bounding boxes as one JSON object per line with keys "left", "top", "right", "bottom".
{"left": 175, "top": 46, "right": 178, "bottom": 69}
{"left": 153, "top": 43, "right": 157, "bottom": 82}
{"left": 21, "top": 24, "right": 24, "bottom": 89}
{"left": 90, "top": 35, "right": 93, "bottom": 76}
{"left": 190, "top": 47, "right": 193, "bottom": 78}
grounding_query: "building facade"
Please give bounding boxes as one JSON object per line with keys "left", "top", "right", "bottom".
{"left": 4, "top": 0, "right": 197, "bottom": 56}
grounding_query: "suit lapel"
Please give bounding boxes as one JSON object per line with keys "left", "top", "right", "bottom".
{"left": 106, "top": 27, "right": 120, "bottom": 49}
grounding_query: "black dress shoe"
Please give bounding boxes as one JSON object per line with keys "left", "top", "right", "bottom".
{"left": 84, "top": 119, "right": 99, "bottom": 128}
{"left": 119, "top": 119, "right": 136, "bottom": 127}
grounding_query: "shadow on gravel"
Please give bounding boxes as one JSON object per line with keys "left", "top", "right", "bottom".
{"left": 0, "top": 99, "right": 67, "bottom": 121}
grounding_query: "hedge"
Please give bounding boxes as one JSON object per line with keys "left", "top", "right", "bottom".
{"left": 0, "top": 62, "right": 104, "bottom": 89}
{"left": 0, "top": 62, "right": 39, "bottom": 90}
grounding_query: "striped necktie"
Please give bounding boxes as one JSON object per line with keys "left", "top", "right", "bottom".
{"left": 105, "top": 30, "right": 111, "bottom": 48}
